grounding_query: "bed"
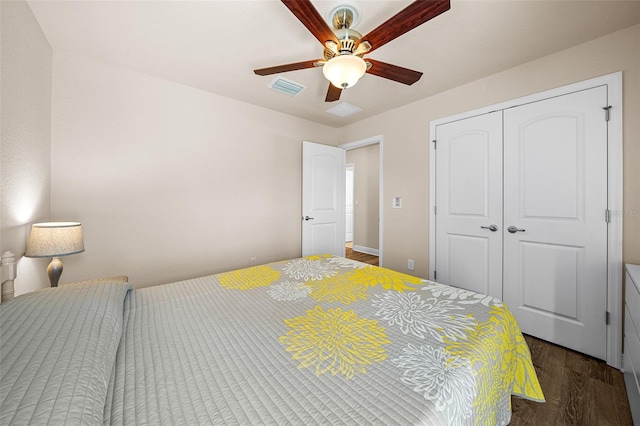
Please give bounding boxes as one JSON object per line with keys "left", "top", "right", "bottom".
{"left": 0, "top": 254, "right": 543, "bottom": 425}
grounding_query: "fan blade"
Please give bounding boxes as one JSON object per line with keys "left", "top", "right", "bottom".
{"left": 325, "top": 83, "right": 342, "bottom": 102}
{"left": 366, "top": 59, "right": 423, "bottom": 85}
{"left": 281, "top": 0, "right": 339, "bottom": 46}
{"left": 254, "top": 60, "right": 321, "bottom": 76}
{"left": 357, "top": 0, "right": 450, "bottom": 53}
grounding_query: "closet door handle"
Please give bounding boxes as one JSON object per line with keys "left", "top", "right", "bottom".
{"left": 303, "top": 216, "right": 314, "bottom": 221}
{"left": 507, "top": 226, "right": 525, "bottom": 233}
{"left": 481, "top": 224, "right": 498, "bottom": 232}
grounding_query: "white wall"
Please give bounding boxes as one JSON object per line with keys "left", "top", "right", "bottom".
{"left": 50, "top": 52, "right": 339, "bottom": 288}
{"left": 341, "top": 24, "right": 640, "bottom": 279}
{"left": 0, "top": 0, "right": 52, "bottom": 296}
{"left": 5, "top": 8, "right": 638, "bottom": 293}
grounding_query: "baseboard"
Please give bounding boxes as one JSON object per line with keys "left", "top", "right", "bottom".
{"left": 352, "top": 245, "right": 379, "bottom": 256}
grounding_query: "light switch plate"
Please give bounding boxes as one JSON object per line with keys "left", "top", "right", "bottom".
{"left": 393, "top": 197, "right": 402, "bottom": 208}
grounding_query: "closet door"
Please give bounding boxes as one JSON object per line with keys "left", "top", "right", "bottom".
{"left": 434, "top": 111, "right": 503, "bottom": 298}
{"left": 502, "top": 86, "right": 608, "bottom": 360}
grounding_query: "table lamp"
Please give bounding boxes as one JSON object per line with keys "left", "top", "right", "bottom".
{"left": 25, "top": 222, "right": 85, "bottom": 287}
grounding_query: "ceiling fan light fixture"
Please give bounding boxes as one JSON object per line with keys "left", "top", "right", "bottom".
{"left": 322, "top": 55, "right": 367, "bottom": 89}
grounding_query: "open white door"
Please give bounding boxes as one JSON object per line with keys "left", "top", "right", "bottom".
{"left": 302, "top": 141, "right": 345, "bottom": 257}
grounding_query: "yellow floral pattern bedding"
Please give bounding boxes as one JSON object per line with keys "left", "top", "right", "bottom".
{"left": 215, "top": 255, "right": 544, "bottom": 424}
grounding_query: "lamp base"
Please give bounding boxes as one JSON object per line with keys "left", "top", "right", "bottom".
{"left": 47, "top": 257, "right": 63, "bottom": 287}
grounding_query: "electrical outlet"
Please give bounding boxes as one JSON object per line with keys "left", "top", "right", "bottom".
{"left": 250, "top": 257, "right": 257, "bottom": 266}
{"left": 392, "top": 197, "right": 402, "bottom": 208}
{"left": 408, "top": 259, "right": 414, "bottom": 271}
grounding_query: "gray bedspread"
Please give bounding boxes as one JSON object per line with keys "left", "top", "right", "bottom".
{"left": 104, "top": 256, "right": 543, "bottom": 425}
{"left": 0, "top": 256, "right": 543, "bottom": 425}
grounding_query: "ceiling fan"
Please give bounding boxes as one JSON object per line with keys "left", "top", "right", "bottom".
{"left": 254, "top": 0, "right": 451, "bottom": 102}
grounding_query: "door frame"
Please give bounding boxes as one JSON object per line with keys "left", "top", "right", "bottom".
{"left": 345, "top": 163, "right": 355, "bottom": 243}
{"left": 339, "top": 135, "right": 384, "bottom": 267}
{"left": 428, "top": 72, "right": 623, "bottom": 368}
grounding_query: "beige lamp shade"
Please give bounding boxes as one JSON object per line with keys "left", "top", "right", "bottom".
{"left": 25, "top": 222, "right": 85, "bottom": 258}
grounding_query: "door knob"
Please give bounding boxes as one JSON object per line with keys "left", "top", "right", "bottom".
{"left": 507, "top": 226, "right": 525, "bottom": 233}
{"left": 481, "top": 224, "right": 498, "bottom": 232}
{"left": 303, "top": 216, "right": 314, "bottom": 221}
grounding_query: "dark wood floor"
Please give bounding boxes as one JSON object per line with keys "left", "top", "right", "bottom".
{"left": 345, "top": 243, "right": 379, "bottom": 266}
{"left": 511, "top": 335, "right": 632, "bottom": 425}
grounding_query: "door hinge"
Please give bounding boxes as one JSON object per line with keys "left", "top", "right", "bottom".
{"left": 603, "top": 106, "right": 612, "bottom": 122}
{"left": 606, "top": 311, "right": 610, "bottom": 325}
{"left": 605, "top": 209, "right": 611, "bottom": 223}
{"left": 434, "top": 270, "right": 437, "bottom": 281}
{"left": 432, "top": 139, "right": 437, "bottom": 150}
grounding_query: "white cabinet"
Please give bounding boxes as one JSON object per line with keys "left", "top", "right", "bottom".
{"left": 624, "top": 264, "right": 640, "bottom": 424}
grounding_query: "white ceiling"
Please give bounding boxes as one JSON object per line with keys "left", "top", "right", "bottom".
{"left": 27, "top": 0, "right": 640, "bottom": 128}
